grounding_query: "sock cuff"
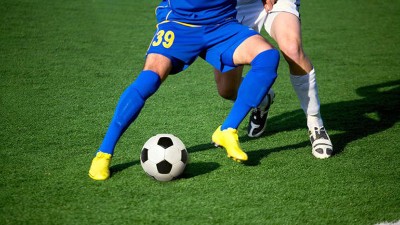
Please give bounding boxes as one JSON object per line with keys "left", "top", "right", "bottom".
{"left": 290, "top": 68, "right": 316, "bottom": 86}
{"left": 132, "top": 70, "right": 161, "bottom": 98}
{"left": 251, "top": 49, "right": 280, "bottom": 70}
{"left": 290, "top": 68, "right": 315, "bottom": 77}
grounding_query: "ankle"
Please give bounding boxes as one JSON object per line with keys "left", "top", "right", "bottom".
{"left": 307, "top": 114, "right": 323, "bottom": 130}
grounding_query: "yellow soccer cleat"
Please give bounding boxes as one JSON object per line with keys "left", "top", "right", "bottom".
{"left": 88, "top": 152, "right": 112, "bottom": 181}
{"left": 212, "top": 126, "right": 248, "bottom": 162}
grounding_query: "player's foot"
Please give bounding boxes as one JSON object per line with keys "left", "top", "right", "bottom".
{"left": 212, "top": 126, "right": 248, "bottom": 162}
{"left": 309, "top": 127, "right": 333, "bottom": 159}
{"left": 247, "top": 89, "right": 275, "bottom": 137}
{"left": 88, "top": 151, "right": 112, "bottom": 180}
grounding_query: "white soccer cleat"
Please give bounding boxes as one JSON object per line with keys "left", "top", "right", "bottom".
{"left": 309, "top": 127, "right": 333, "bottom": 159}
{"left": 247, "top": 89, "right": 275, "bottom": 138}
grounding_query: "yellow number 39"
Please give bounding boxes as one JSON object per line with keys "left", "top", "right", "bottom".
{"left": 152, "top": 30, "right": 175, "bottom": 48}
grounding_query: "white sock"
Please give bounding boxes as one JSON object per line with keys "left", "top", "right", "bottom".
{"left": 290, "top": 68, "right": 323, "bottom": 129}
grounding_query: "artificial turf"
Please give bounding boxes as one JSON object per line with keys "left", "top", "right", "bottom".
{"left": 1, "top": 0, "right": 399, "bottom": 224}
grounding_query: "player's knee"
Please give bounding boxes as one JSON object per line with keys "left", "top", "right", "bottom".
{"left": 217, "top": 86, "right": 237, "bottom": 101}
{"left": 251, "top": 49, "right": 280, "bottom": 77}
{"left": 280, "top": 42, "right": 304, "bottom": 63}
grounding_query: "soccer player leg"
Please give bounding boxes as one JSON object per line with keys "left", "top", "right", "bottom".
{"left": 290, "top": 70, "right": 333, "bottom": 159}
{"left": 89, "top": 70, "right": 162, "bottom": 180}
{"left": 235, "top": 0, "right": 277, "bottom": 137}
{"left": 213, "top": 67, "right": 243, "bottom": 101}
{"left": 269, "top": 11, "right": 333, "bottom": 158}
{"left": 213, "top": 46, "right": 280, "bottom": 162}
{"left": 222, "top": 49, "right": 279, "bottom": 130}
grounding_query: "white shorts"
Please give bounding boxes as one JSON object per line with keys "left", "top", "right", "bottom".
{"left": 236, "top": 0, "right": 300, "bottom": 35}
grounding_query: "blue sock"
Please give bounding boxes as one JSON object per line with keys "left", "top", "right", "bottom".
{"left": 98, "top": 70, "right": 161, "bottom": 155}
{"left": 221, "top": 49, "right": 279, "bottom": 130}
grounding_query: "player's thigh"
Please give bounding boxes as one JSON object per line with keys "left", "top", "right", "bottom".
{"left": 269, "top": 12, "right": 302, "bottom": 50}
{"left": 147, "top": 22, "right": 205, "bottom": 75}
{"left": 143, "top": 53, "right": 173, "bottom": 81}
{"left": 233, "top": 34, "right": 274, "bottom": 65}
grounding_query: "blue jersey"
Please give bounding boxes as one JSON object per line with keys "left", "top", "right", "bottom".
{"left": 162, "top": 0, "right": 237, "bottom": 25}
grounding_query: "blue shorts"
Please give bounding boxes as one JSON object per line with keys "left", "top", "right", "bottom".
{"left": 146, "top": 20, "right": 258, "bottom": 74}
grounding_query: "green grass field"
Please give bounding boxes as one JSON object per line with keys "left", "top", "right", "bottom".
{"left": 1, "top": 0, "right": 400, "bottom": 224}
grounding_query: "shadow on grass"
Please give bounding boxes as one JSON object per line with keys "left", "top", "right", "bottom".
{"left": 246, "top": 79, "right": 400, "bottom": 165}
{"left": 110, "top": 160, "right": 139, "bottom": 177}
{"left": 110, "top": 80, "right": 400, "bottom": 172}
{"left": 181, "top": 162, "right": 220, "bottom": 179}
{"left": 187, "top": 143, "right": 216, "bottom": 153}
{"left": 110, "top": 160, "right": 220, "bottom": 179}
{"left": 189, "top": 80, "right": 400, "bottom": 166}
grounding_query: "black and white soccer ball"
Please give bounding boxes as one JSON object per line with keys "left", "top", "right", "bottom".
{"left": 140, "top": 134, "right": 188, "bottom": 181}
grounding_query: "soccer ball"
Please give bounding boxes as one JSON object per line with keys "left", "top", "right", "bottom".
{"left": 140, "top": 134, "right": 188, "bottom": 181}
